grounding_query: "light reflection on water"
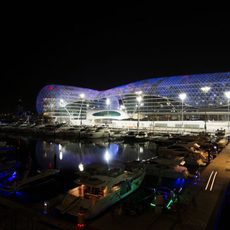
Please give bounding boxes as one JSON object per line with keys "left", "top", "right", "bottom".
{"left": 0, "top": 136, "right": 157, "bottom": 199}
{"left": 0, "top": 136, "right": 191, "bottom": 206}
{"left": 35, "top": 139, "right": 157, "bottom": 172}
{"left": 0, "top": 135, "right": 156, "bottom": 188}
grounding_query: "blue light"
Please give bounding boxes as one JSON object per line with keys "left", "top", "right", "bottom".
{"left": 15, "top": 191, "right": 23, "bottom": 197}
{"left": 175, "top": 177, "right": 186, "bottom": 188}
{"left": 7, "top": 171, "right": 17, "bottom": 182}
{"left": 0, "top": 171, "right": 10, "bottom": 179}
{"left": 109, "top": 143, "right": 119, "bottom": 156}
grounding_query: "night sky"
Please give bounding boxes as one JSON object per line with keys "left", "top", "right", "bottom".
{"left": 2, "top": 5, "right": 230, "bottom": 113}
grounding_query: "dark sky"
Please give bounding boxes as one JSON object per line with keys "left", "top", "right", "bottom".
{"left": 2, "top": 5, "right": 230, "bottom": 113}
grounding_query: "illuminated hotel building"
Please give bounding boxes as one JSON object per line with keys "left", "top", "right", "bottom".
{"left": 36, "top": 72, "right": 230, "bottom": 125}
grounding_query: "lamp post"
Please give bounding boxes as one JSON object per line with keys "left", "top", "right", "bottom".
{"left": 106, "top": 98, "right": 110, "bottom": 117}
{"left": 79, "top": 93, "right": 85, "bottom": 126}
{"left": 120, "top": 105, "right": 125, "bottom": 111}
{"left": 179, "top": 93, "right": 187, "bottom": 133}
{"left": 136, "top": 95, "right": 143, "bottom": 133}
{"left": 201, "top": 86, "right": 211, "bottom": 133}
{"left": 59, "top": 99, "right": 72, "bottom": 125}
{"left": 225, "top": 91, "right": 230, "bottom": 133}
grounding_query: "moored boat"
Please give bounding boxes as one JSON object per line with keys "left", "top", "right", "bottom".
{"left": 57, "top": 164, "right": 145, "bottom": 219}
{"left": 85, "top": 127, "right": 110, "bottom": 139}
{"left": 0, "top": 169, "right": 60, "bottom": 192}
{"left": 123, "top": 131, "right": 148, "bottom": 142}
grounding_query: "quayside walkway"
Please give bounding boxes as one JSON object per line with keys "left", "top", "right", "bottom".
{"left": 173, "top": 142, "right": 230, "bottom": 230}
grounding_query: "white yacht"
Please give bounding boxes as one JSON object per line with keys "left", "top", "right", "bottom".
{"left": 84, "top": 127, "right": 110, "bottom": 139}
{"left": 123, "top": 131, "right": 148, "bottom": 142}
{"left": 57, "top": 164, "right": 145, "bottom": 219}
{"left": 109, "top": 129, "right": 126, "bottom": 141}
{"left": 140, "top": 157, "right": 190, "bottom": 179}
{"left": 55, "top": 126, "right": 82, "bottom": 138}
{"left": 80, "top": 127, "right": 97, "bottom": 138}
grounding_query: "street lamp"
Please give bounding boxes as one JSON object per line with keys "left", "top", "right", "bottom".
{"left": 79, "top": 93, "right": 85, "bottom": 126}
{"left": 136, "top": 95, "right": 143, "bottom": 132}
{"left": 106, "top": 98, "right": 111, "bottom": 106}
{"left": 59, "top": 99, "right": 72, "bottom": 125}
{"left": 135, "top": 91, "right": 142, "bottom": 95}
{"left": 225, "top": 91, "right": 230, "bottom": 133}
{"left": 179, "top": 93, "right": 187, "bottom": 133}
{"left": 120, "top": 105, "right": 125, "bottom": 111}
{"left": 201, "top": 86, "right": 211, "bottom": 132}
{"left": 80, "top": 93, "right": 85, "bottom": 99}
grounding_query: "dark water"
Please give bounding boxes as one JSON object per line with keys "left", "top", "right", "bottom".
{"left": 0, "top": 135, "right": 157, "bottom": 200}
{"left": 35, "top": 139, "right": 156, "bottom": 171}
{"left": 0, "top": 134, "right": 192, "bottom": 227}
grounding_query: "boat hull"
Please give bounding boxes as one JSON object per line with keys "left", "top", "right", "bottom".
{"left": 61, "top": 171, "right": 145, "bottom": 219}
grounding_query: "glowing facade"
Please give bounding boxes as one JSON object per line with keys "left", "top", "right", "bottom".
{"left": 36, "top": 72, "right": 230, "bottom": 123}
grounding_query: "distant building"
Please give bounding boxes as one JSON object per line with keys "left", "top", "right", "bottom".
{"left": 36, "top": 72, "right": 230, "bottom": 124}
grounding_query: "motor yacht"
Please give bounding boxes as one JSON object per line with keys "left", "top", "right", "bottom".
{"left": 85, "top": 127, "right": 110, "bottom": 139}
{"left": 141, "top": 157, "right": 190, "bottom": 179}
{"left": 109, "top": 129, "right": 125, "bottom": 141}
{"left": 57, "top": 164, "right": 145, "bottom": 219}
{"left": 0, "top": 169, "right": 60, "bottom": 192}
{"left": 123, "top": 131, "right": 148, "bottom": 142}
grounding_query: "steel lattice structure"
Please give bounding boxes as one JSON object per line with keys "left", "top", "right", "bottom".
{"left": 36, "top": 72, "right": 230, "bottom": 122}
